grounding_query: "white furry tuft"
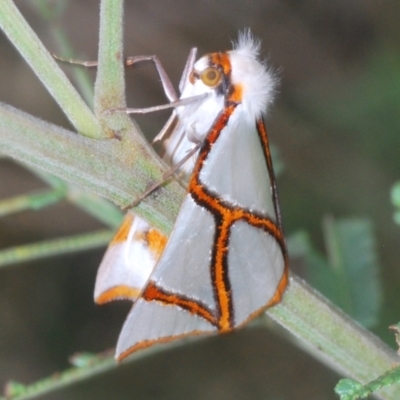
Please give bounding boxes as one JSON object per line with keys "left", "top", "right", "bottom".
{"left": 229, "top": 30, "right": 276, "bottom": 122}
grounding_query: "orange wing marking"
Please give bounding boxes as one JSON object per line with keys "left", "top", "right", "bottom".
{"left": 137, "top": 53, "right": 287, "bottom": 332}
{"left": 139, "top": 228, "right": 167, "bottom": 258}
{"left": 112, "top": 213, "right": 134, "bottom": 244}
{"left": 96, "top": 286, "right": 141, "bottom": 304}
{"left": 188, "top": 103, "right": 288, "bottom": 330}
{"left": 143, "top": 281, "right": 217, "bottom": 326}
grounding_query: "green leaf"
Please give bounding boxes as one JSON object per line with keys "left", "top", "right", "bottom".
{"left": 287, "top": 217, "right": 382, "bottom": 327}
{"left": 335, "top": 365, "right": 400, "bottom": 400}
{"left": 335, "top": 379, "right": 366, "bottom": 400}
{"left": 324, "top": 217, "right": 381, "bottom": 327}
{"left": 287, "top": 230, "right": 342, "bottom": 303}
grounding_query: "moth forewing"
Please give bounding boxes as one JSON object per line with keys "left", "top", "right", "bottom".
{"left": 116, "top": 298, "right": 217, "bottom": 359}
{"left": 115, "top": 115, "right": 288, "bottom": 359}
{"left": 198, "top": 113, "right": 276, "bottom": 216}
{"left": 96, "top": 32, "right": 288, "bottom": 361}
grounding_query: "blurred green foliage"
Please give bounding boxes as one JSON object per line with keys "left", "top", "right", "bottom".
{"left": 288, "top": 217, "right": 382, "bottom": 328}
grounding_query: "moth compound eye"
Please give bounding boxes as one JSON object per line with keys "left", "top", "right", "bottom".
{"left": 200, "top": 67, "right": 222, "bottom": 87}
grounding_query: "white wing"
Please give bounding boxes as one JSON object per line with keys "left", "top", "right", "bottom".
{"left": 98, "top": 34, "right": 288, "bottom": 360}
{"left": 199, "top": 111, "right": 276, "bottom": 216}
{"left": 115, "top": 113, "right": 287, "bottom": 359}
{"left": 94, "top": 214, "right": 166, "bottom": 303}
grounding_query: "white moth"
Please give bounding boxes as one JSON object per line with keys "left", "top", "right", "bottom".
{"left": 95, "top": 32, "right": 288, "bottom": 361}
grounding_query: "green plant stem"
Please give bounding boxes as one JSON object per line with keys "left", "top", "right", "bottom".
{"left": 0, "top": 230, "right": 114, "bottom": 269}
{"left": 267, "top": 275, "right": 400, "bottom": 399}
{"left": 0, "top": 0, "right": 102, "bottom": 138}
{"left": 2, "top": 277, "right": 399, "bottom": 400}
{"left": 65, "top": 189, "right": 123, "bottom": 228}
{"left": 0, "top": 102, "right": 183, "bottom": 235}
{"left": 27, "top": 168, "right": 123, "bottom": 228}
{"left": 1, "top": 2, "right": 399, "bottom": 400}
{"left": 31, "top": 0, "right": 95, "bottom": 107}
{"left": 50, "top": 22, "right": 95, "bottom": 108}
{"left": 94, "top": 0, "right": 128, "bottom": 127}
{"left": 0, "top": 189, "right": 65, "bottom": 216}
{"left": 1, "top": 37, "right": 399, "bottom": 400}
{"left": 1, "top": 343, "right": 192, "bottom": 400}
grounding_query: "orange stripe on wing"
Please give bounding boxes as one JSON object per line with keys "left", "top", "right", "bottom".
{"left": 111, "top": 213, "right": 134, "bottom": 244}
{"left": 145, "top": 229, "right": 167, "bottom": 258}
{"left": 143, "top": 281, "right": 217, "bottom": 326}
{"left": 266, "top": 268, "right": 289, "bottom": 307}
{"left": 186, "top": 87, "right": 288, "bottom": 330}
{"left": 116, "top": 329, "right": 213, "bottom": 362}
{"left": 134, "top": 51, "right": 288, "bottom": 336}
{"left": 96, "top": 285, "right": 141, "bottom": 304}
{"left": 187, "top": 102, "right": 237, "bottom": 330}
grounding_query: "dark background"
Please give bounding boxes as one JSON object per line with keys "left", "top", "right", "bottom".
{"left": 1, "top": 1, "right": 400, "bottom": 399}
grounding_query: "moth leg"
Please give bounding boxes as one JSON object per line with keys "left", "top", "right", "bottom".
{"left": 179, "top": 47, "right": 197, "bottom": 93}
{"left": 125, "top": 47, "right": 197, "bottom": 100}
{"left": 53, "top": 53, "right": 179, "bottom": 102}
{"left": 52, "top": 54, "right": 100, "bottom": 67}
{"left": 54, "top": 49, "right": 202, "bottom": 115}
{"left": 122, "top": 143, "right": 201, "bottom": 210}
{"left": 117, "top": 48, "right": 201, "bottom": 115}
{"left": 125, "top": 55, "right": 178, "bottom": 102}
{"left": 111, "top": 93, "right": 208, "bottom": 115}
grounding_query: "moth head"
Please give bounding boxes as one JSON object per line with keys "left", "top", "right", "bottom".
{"left": 185, "top": 31, "right": 276, "bottom": 122}
{"left": 185, "top": 55, "right": 226, "bottom": 99}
